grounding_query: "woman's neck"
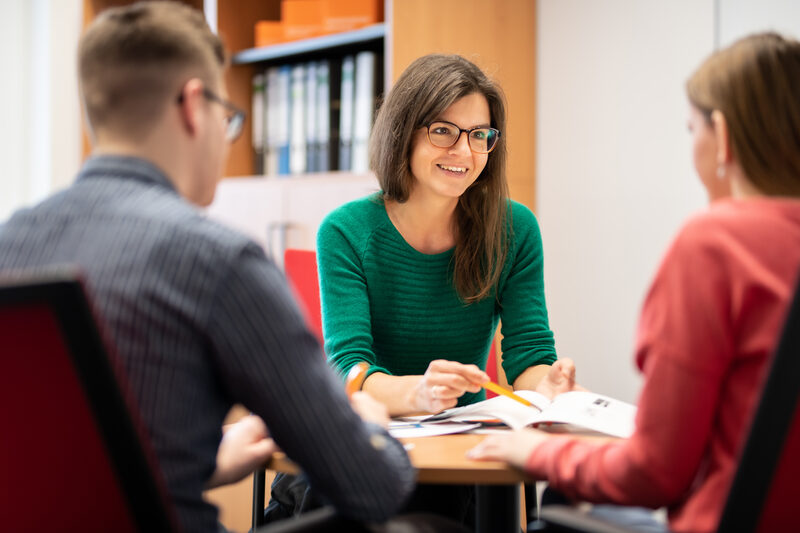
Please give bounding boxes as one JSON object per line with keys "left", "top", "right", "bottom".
{"left": 730, "top": 171, "right": 764, "bottom": 199}
{"left": 385, "top": 193, "right": 459, "bottom": 254}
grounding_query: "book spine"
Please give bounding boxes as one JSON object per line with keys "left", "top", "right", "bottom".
{"left": 305, "top": 61, "right": 318, "bottom": 173}
{"left": 352, "top": 50, "right": 376, "bottom": 174}
{"left": 251, "top": 73, "right": 265, "bottom": 175}
{"left": 289, "top": 63, "right": 307, "bottom": 175}
{"left": 277, "top": 65, "right": 291, "bottom": 176}
{"left": 338, "top": 55, "right": 355, "bottom": 172}
{"left": 316, "top": 61, "right": 331, "bottom": 172}
{"left": 264, "top": 67, "right": 280, "bottom": 176}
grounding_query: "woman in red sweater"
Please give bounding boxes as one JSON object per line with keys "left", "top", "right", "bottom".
{"left": 468, "top": 32, "right": 800, "bottom": 533}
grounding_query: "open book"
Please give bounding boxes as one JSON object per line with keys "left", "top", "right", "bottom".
{"left": 423, "top": 390, "right": 637, "bottom": 438}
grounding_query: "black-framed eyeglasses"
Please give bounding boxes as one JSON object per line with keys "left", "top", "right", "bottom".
{"left": 425, "top": 120, "right": 501, "bottom": 154}
{"left": 177, "top": 88, "right": 246, "bottom": 142}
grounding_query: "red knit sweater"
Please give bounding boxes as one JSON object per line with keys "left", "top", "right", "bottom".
{"left": 526, "top": 198, "right": 800, "bottom": 532}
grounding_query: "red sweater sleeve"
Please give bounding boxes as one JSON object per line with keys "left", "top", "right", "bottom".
{"left": 525, "top": 219, "right": 733, "bottom": 508}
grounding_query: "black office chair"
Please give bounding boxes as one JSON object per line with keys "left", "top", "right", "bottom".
{"left": 0, "top": 271, "right": 178, "bottom": 532}
{"left": 537, "top": 276, "right": 800, "bottom": 532}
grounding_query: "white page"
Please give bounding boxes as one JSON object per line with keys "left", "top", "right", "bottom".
{"left": 388, "top": 421, "right": 481, "bottom": 439}
{"left": 423, "top": 390, "right": 552, "bottom": 429}
{"left": 524, "top": 391, "right": 636, "bottom": 438}
{"left": 422, "top": 390, "right": 636, "bottom": 437}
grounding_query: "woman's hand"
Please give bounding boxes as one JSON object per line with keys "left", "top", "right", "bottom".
{"left": 411, "top": 359, "right": 490, "bottom": 413}
{"left": 206, "top": 415, "right": 278, "bottom": 489}
{"left": 350, "top": 390, "right": 391, "bottom": 428}
{"left": 467, "top": 428, "right": 551, "bottom": 469}
{"left": 535, "top": 358, "right": 587, "bottom": 399}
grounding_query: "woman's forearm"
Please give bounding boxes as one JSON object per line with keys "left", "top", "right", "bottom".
{"left": 362, "top": 372, "right": 423, "bottom": 416}
{"left": 512, "top": 364, "right": 551, "bottom": 391}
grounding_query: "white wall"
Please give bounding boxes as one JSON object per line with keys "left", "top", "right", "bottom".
{"left": 31, "top": 0, "right": 83, "bottom": 196}
{"left": 537, "top": 0, "right": 800, "bottom": 403}
{"left": 0, "top": 0, "right": 82, "bottom": 222}
{"left": 536, "top": 0, "right": 714, "bottom": 402}
{"left": 718, "top": 0, "right": 800, "bottom": 47}
{"left": 0, "top": 0, "right": 32, "bottom": 221}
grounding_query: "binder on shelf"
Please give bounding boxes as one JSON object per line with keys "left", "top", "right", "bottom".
{"left": 289, "top": 63, "right": 307, "bottom": 175}
{"left": 254, "top": 20, "right": 284, "bottom": 48}
{"left": 264, "top": 67, "right": 281, "bottom": 176}
{"left": 316, "top": 61, "right": 331, "bottom": 172}
{"left": 282, "top": 0, "right": 323, "bottom": 41}
{"left": 251, "top": 73, "right": 266, "bottom": 175}
{"left": 305, "top": 62, "right": 318, "bottom": 173}
{"left": 351, "top": 51, "right": 376, "bottom": 174}
{"left": 339, "top": 55, "right": 355, "bottom": 172}
{"left": 277, "top": 65, "right": 292, "bottom": 176}
{"left": 322, "top": 0, "right": 383, "bottom": 34}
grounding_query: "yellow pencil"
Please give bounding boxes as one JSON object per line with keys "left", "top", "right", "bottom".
{"left": 483, "top": 381, "right": 537, "bottom": 408}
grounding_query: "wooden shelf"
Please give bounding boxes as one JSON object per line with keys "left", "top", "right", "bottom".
{"left": 81, "top": 1, "right": 537, "bottom": 208}
{"left": 232, "top": 23, "right": 385, "bottom": 65}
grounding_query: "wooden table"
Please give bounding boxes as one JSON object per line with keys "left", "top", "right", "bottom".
{"left": 266, "top": 433, "right": 530, "bottom": 533}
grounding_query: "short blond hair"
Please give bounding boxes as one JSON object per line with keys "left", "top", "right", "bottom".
{"left": 79, "top": 1, "right": 225, "bottom": 141}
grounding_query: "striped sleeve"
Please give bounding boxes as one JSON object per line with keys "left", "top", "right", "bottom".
{"left": 206, "top": 242, "right": 414, "bottom": 521}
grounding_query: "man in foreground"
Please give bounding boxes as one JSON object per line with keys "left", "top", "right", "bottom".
{"left": 0, "top": 3, "right": 413, "bottom": 531}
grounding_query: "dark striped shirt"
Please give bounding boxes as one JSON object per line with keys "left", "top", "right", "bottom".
{"left": 0, "top": 155, "right": 414, "bottom": 532}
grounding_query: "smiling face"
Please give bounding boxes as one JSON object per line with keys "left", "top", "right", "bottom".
{"left": 408, "top": 92, "right": 491, "bottom": 203}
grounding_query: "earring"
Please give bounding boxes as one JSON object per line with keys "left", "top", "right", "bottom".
{"left": 716, "top": 165, "right": 726, "bottom": 179}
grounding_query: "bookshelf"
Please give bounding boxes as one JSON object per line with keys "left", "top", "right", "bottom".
{"left": 232, "top": 23, "right": 385, "bottom": 64}
{"left": 220, "top": 0, "right": 537, "bottom": 209}
{"left": 81, "top": 0, "right": 536, "bottom": 208}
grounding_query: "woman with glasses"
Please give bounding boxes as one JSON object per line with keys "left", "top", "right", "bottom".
{"left": 315, "top": 53, "right": 571, "bottom": 524}
{"left": 318, "top": 54, "right": 575, "bottom": 420}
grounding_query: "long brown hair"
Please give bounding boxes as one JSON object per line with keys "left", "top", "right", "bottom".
{"left": 686, "top": 32, "right": 800, "bottom": 196}
{"left": 370, "top": 54, "right": 509, "bottom": 303}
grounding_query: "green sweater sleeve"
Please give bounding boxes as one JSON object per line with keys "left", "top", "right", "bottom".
{"left": 316, "top": 200, "right": 392, "bottom": 380}
{"left": 498, "top": 202, "right": 557, "bottom": 384}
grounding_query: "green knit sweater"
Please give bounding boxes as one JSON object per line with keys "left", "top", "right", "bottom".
{"left": 317, "top": 193, "right": 556, "bottom": 405}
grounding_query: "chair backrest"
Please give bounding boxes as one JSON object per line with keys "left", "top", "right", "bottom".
{"left": 284, "top": 249, "right": 323, "bottom": 344}
{"left": 0, "top": 271, "right": 177, "bottom": 532}
{"left": 484, "top": 342, "right": 500, "bottom": 398}
{"left": 716, "top": 277, "right": 800, "bottom": 532}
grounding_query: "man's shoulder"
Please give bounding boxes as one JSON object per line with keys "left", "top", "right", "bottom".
{"left": 97, "top": 177, "right": 258, "bottom": 254}
{"left": 21, "top": 177, "right": 260, "bottom": 262}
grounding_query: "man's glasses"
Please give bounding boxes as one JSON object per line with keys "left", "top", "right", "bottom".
{"left": 177, "top": 88, "right": 246, "bottom": 142}
{"left": 425, "top": 120, "right": 501, "bottom": 154}
{"left": 203, "top": 89, "right": 246, "bottom": 142}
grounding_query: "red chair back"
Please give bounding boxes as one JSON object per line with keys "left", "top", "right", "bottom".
{"left": 284, "top": 249, "right": 323, "bottom": 344}
{"left": 0, "top": 272, "right": 176, "bottom": 532}
{"left": 485, "top": 342, "right": 499, "bottom": 398}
